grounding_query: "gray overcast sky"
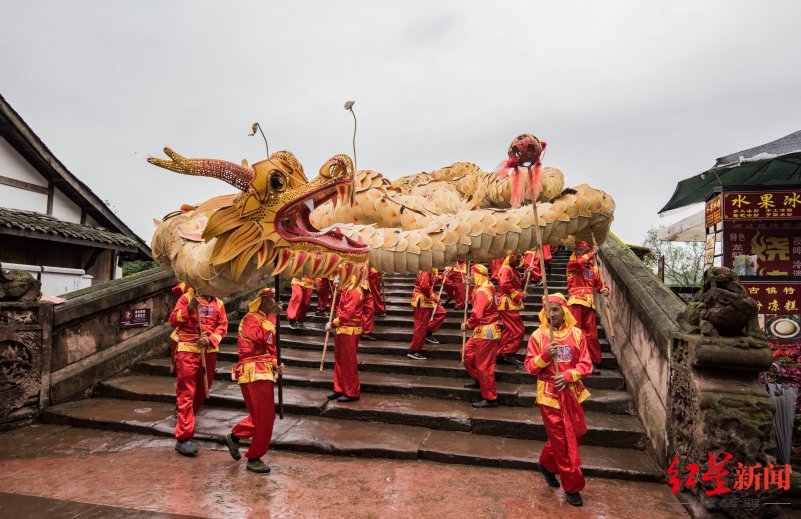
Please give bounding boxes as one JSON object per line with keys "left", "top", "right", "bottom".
{"left": 2, "top": 1, "right": 800, "bottom": 246}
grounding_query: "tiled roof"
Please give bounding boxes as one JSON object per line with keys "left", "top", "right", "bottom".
{"left": 0, "top": 207, "right": 138, "bottom": 248}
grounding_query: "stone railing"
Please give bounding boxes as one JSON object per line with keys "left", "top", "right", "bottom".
{"left": 597, "top": 234, "right": 686, "bottom": 467}
{"left": 49, "top": 267, "right": 178, "bottom": 403}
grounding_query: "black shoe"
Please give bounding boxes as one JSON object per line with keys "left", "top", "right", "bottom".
{"left": 539, "top": 466, "right": 560, "bottom": 488}
{"left": 314, "top": 310, "right": 328, "bottom": 316}
{"left": 407, "top": 351, "right": 427, "bottom": 360}
{"left": 375, "top": 312, "right": 387, "bottom": 317}
{"left": 246, "top": 458, "right": 271, "bottom": 474}
{"left": 592, "top": 363, "right": 602, "bottom": 375}
{"left": 225, "top": 433, "right": 241, "bottom": 461}
{"left": 472, "top": 399, "right": 498, "bottom": 408}
{"left": 497, "top": 355, "right": 523, "bottom": 366}
{"left": 175, "top": 439, "right": 198, "bottom": 457}
{"left": 534, "top": 279, "right": 543, "bottom": 286}
{"left": 361, "top": 334, "right": 378, "bottom": 341}
{"left": 288, "top": 320, "right": 299, "bottom": 330}
{"left": 327, "top": 391, "right": 343, "bottom": 400}
{"left": 337, "top": 395, "right": 360, "bottom": 402}
{"left": 425, "top": 333, "right": 440, "bottom": 345}
{"left": 565, "top": 492, "right": 583, "bottom": 507}
{"left": 463, "top": 380, "right": 480, "bottom": 389}
{"left": 297, "top": 321, "right": 305, "bottom": 328}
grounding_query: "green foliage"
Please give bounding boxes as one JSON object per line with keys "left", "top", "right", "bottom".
{"left": 122, "top": 260, "right": 159, "bottom": 277}
{"left": 640, "top": 226, "right": 705, "bottom": 287}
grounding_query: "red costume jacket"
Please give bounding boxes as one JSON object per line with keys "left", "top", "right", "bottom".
{"left": 497, "top": 263, "right": 524, "bottom": 311}
{"left": 169, "top": 294, "right": 228, "bottom": 353}
{"left": 333, "top": 285, "right": 365, "bottom": 335}
{"left": 466, "top": 284, "right": 500, "bottom": 340}
{"left": 566, "top": 252, "right": 607, "bottom": 309}
{"left": 524, "top": 324, "right": 592, "bottom": 409}
{"left": 233, "top": 311, "right": 278, "bottom": 384}
{"left": 411, "top": 271, "right": 437, "bottom": 308}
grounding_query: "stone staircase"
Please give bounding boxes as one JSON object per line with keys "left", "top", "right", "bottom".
{"left": 42, "top": 250, "right": 661, "bottom": 481}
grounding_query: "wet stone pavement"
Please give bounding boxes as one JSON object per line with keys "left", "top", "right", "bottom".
{"left": 0, "top": 424, "right": 686, "bottom": 518}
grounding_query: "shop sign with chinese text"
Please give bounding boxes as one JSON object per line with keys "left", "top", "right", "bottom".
{"left": 723, "top": 189, "right": 801, "bottom": 221}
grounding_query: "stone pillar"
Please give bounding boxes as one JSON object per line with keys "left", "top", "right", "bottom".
{"left": 669, "top": 332, "right": 778, "bottom": 518}
{"left": 0, "top": 301, "right": 53, "bottom": 430}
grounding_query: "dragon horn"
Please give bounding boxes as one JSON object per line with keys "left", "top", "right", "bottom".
{"left": 147, "top": 147, "right": 255, "bottom": 192}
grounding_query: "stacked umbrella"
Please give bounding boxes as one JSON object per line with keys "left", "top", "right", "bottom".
{"left": 765, "top": 365, "right": 798, "bottom": 465}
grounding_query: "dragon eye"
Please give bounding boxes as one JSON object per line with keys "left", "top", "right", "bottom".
{"left": 270, "top": 172, "right": 286, "bottom": 191}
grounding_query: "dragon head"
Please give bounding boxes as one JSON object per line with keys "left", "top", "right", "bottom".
{"left": 148, "top": 147, "right": 369, "bottom": 287}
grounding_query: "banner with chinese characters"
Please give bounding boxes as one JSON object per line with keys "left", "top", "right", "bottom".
{"left": 743, "top": 281, "right": 801, "bottom": 341}
{"left": 724, "top": 224, "right": 801, "bottom": 277}
{"left": 723, "top": 189, "right": 801, "bottom": 221}
{"left": 705, "top": 193, "right": 723, "bottom": 227}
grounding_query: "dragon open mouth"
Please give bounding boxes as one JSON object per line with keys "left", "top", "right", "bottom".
{"left": 275, "top": 179, "right": 369, "bottom": 255}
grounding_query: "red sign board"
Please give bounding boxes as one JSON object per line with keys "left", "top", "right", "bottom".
{"left": 724, "top": 223, "right": 801, "bottom": 277}
{"left": 743, "top": 281, "right": 801, "bottom": 314}
{"left": 705, "top": 193, "right": 723, "bottom": 227}
{"left": 121, "top": 308, "right": 151, "bottom": 328}
{"left": 723, "top": 189, "right": 801, "bottom": 221}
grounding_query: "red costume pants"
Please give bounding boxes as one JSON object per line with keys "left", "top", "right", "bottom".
{"left": 463, "top": 337, "right": 499, "bottom": 401}
{"left": 333, "top": 333, "right": 360, "bottom": 398}
{"left": 362, "top": 290, "right": 375, "bottom": 335}
{"left": 369, "top": 273, "right": 385, "bottom": 315}
{"left": 232, "top": 380, "right": 276, "bottom": 460}
{"left": 498, "top": 309, "right": 524, "bottom": 356}
{"left": 569, "top": 304, "right": 601, "bottom": 364}
{"left": 409, "top": 305, "right": 446, "bottom": 352}
{"left": 444, "top": 276, "right": 466, "bottom": 309}
{"left": 539, "top": 403, "right": 586, "bottom": 494}
{"left": 317, "top": 279, "right": 331, "bottom": 312}
{"left": 287, "top": 285, "right": 312, "bottom": 321}
{"left": 174, "top": 351, "right": 217, "bottom": 441}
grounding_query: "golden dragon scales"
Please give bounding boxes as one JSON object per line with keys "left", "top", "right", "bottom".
{"left": 148, "top": 141, "right": 615, "bottom": 297}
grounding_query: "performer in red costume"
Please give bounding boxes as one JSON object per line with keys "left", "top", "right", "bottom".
{"left": 360, "top": 276, "right": 377, "bottom": 341}
{"left": 326, "top": 269, "right": 365, "bottom": 402}
{"left": 497, "top": 250, "right": 526, "bottom": 366}
{"left": 168, "top": 288, "right": 228, "bottom": 456}
{"left": 566, "top": 242, "right": 609, "bottom": 369}
{"left": 461, "top": 264, "right": 501, "bottom": 408}
{"left": 315, "top": 277, "right": 332, "bottom": 316}
{"left": 225, "top": 288, "right": 285, "bottom": 474}
{"left": 443, "top": 262, "right": 467, "bottom": 309}
{"left": 523, "top": 244, "right": 552, "bottom": 286}
{"left": 169, "top": 282, "right": 191, "bottom": 374}
{"left": 489, "top": 257, "right": 505, "bottom": 281}
{"left": 524, "top": 293, "right": 592, "bottom": 507}
{"left": 287, "top": 276, "right": 314, "bottom": 329}
{"left": 368, "top": 266, "right": 386, "bottom": 316}
{"left": 407, "top": 268, "right": 447, "bottom": 360}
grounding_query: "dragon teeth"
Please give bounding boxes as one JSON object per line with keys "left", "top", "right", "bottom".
{"left": 304, "top": 199, "right": 314, "bottom": 212}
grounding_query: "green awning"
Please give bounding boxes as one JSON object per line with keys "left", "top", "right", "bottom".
{"left": 660, "top": 153, "right": 801, "bottom": 213}
{"left": 660, "top": 130, "right": 801, "bottom": 214}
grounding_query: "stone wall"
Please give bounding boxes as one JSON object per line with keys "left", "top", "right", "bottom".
{"left": 598, "top": 235, "right": 686, "bottom": 466}
{"left": 0, "top": 301, "right": 52, "bottom": 429}
{"left": 49, "top": 267, "right": 177, "bottom": 403}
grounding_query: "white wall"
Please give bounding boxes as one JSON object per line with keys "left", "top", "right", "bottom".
{"left": 0, "top": 138, "right": 47, "bottom": 185}
{"left": 51, "top": 188, "right": 82, "bottom": 223}
{"left": 0, "top": 183, "right": 47, "bottom": 212}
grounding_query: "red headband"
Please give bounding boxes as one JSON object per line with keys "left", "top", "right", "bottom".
{"left": 544, "top": 294, "right": 568, "bottom": 307}
{"left": 472, "top": 264, "right": 489, "bottom": 275}
{"left": 575, "top": 241, "right": 589, "bottom": 249}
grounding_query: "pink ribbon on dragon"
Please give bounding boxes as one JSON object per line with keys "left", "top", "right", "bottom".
{"left": 494, "top": 133, "right": 547, "bottom": 209}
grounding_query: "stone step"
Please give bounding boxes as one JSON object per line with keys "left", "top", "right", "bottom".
{"left": 41, "top": 397, "right": 659, "bottom": 481}
{"left": 223, "top": 322, "right": 613, "bottom": 353}
{"left": 257, "top": 333, "right": 617, "bottom": 368}
{"left": 136, "top": 359, "right": 633, "bottom": 414}
{"left": 92, "top": 375, "right": 645, "bottom": 449}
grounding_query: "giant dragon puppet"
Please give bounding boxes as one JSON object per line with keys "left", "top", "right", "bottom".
{"left": 148, "top": 134, "right": 615, "bottom": 297}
